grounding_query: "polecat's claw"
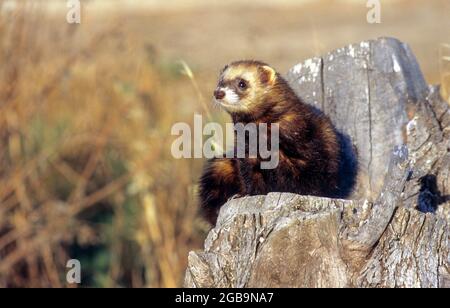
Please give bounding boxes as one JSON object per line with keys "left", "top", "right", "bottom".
{"left": 228, "top": 194, "right": 244, "bottom": 201}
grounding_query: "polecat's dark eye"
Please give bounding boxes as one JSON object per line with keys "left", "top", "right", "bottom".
{"left": 238, "top": 80, "right": 247, "bottom": 89}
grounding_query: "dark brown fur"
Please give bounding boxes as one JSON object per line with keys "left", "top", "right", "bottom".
{"left": 199, "top": 60, "right": 341, "bottom": 225}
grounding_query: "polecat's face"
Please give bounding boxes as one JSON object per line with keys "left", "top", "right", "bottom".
{"left": 213, "top": 61, "right": 276, "bottom": 114}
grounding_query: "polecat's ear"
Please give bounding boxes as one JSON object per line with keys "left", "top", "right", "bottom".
{"left": 259, "top": 65, "right": 276, "bottom": 85}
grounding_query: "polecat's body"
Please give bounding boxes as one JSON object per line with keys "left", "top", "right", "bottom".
{"left": 200, "top": 60, "right": 341, "bottom": 224}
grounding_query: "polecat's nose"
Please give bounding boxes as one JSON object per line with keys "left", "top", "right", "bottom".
{"left": 214, "top": 89, "right": 225, "bottom": 100}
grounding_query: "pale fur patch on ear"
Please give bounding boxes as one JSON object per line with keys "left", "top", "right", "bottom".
{"left": 260, "top": 65, "right": 276, "bottom": 85}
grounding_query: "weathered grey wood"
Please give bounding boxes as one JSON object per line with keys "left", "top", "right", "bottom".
{"left": 357, "top": 206, "right": 448, "bottom": 288}
{"left": 185, "top": 38, "right": 450, "bottom": 288}
{"left": 340, "top": 145, "right": 409, "bottom": 253}
{"left": 286, "top": 38, "right": 428, "bottom": 200}
{"left": 184, "top": 193, "right": 354, "bottom": 288}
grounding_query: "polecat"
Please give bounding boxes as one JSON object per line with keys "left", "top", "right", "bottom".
{"left": 199, "top": 60, "right": 342, "bottom": 225}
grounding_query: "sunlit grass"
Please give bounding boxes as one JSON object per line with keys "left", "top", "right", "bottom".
{"left": 0, "top": 2, "right": 205, "bottom": 287}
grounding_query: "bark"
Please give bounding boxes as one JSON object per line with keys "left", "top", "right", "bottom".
{"left": 184, "top": 38, "right": 450, "bottom": 288}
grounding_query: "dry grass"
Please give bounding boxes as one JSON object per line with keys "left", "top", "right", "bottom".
{"left": 0, "top": 1, "right": 206, "bottom": 287}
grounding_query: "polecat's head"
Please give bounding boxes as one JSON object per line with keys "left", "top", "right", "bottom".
{"left": 213, "top": 60, "right": 277, "bottom": 114}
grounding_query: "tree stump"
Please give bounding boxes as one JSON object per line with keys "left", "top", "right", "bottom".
{"left": 184, "top": 38, "right": 450, "bottom": 288}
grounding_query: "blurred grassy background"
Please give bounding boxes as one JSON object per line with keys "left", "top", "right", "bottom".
{"left": 0, "top": 0, "right": 449, "bottom": 287}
